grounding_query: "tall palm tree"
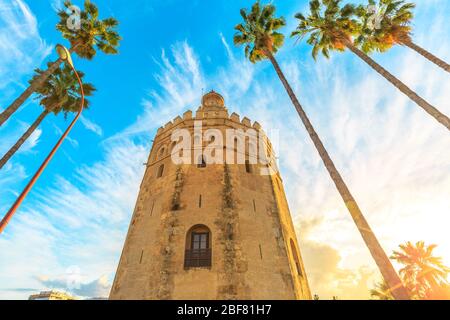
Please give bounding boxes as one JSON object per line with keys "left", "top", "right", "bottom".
{"left": 292, "top": 0, "right": 450, "bottom": 132}
{"left": 355, "top": 0, "right": 450, "bottom": 73}
{"left": 0, "top": 64, "right": 95, "bottom": 170}
{"left": 234, "top": 1, "right": 409, "bottom": 300}
{"left": 0, "top": 0, "right": 119, "bottom": 126}
{"left": 391, "top": 241, "right": 450, "bottom": 299}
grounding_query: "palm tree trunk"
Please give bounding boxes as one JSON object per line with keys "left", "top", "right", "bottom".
{"left": 344, "top": 40, "right": 450, "bottom": 132}
{"left": 403, "top": 40, "right": 450, "bottom": 74}
{"left": 264, "top": 49, "right": 410, "bottom": 300}
{"left": 0, "top": 59, "right": 62, "bottom": 127}
{"left": 0, "top": 109, "right": 49, "bottom": 170}
{"left": 69, "top": 41, "right": 82, "bottom": 53}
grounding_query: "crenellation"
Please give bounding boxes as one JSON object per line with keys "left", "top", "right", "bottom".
{"left": 230, "top": 112, "right": 240, "bottom": 123}
{"left": 195, "top": 109, "right": 204, "bottom": 119}
{"left": 173, "top": 116, "right": 183, "bottom": 125}
{"left": 252, "top": 121, "right": 261, "bottom": 130}
{"left": 164, "top": 121, "right": 173, "bottom": 130}
{"left": 183, "top": 110, "right": 193, "bottom": 120}
{"left": 241, "top": 117, "right": 251, "bottom": 127}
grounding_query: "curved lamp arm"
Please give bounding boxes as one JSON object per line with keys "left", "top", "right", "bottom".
{"left": 0, "top": 45, "right": 85, "bottom": 235}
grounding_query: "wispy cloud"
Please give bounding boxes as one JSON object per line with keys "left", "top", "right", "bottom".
{"left": 80, "top": 115, "right": 103, "bottom": 137}
{"left": 50, "top": 0, "right": 63, "bottom": 12}
{"left": 111, "top": 41, "right": 205, "bottom": 140}
{"left": 0, "top": 0, "right": 51, "bottom": 96}
{"left": 53, "top": 123, "right": 79, "bottom": 148}
{"left": 0, "top": 119, "right": 42, "bottom": 156}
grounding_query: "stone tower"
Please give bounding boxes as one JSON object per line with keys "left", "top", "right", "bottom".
{"left": 109, "top": 91, "right": 311, "bottom": 300}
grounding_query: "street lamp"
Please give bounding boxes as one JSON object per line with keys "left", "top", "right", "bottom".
{"left": 0, "top": 45, "right": 85, "bottom": 235}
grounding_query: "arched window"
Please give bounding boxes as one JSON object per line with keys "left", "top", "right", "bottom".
{"left": 197, "top": 155, "right": 207, "bottom": 168}
{"left": 290, "top": 239, "right": 303, "bottom": 277}
{"left": 157, "top": 164, "right": 165, "bottom": 178}
{"left": 154, "top": 145, "right": 166, "bottom": 161}
{"left": 184, "top": 225, "right": 212, "bottom": 269}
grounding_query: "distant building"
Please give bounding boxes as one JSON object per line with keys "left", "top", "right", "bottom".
{"left": 28, "top": 291, "right": 76, "bottom": 300}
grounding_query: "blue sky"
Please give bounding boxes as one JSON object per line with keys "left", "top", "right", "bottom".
{"left": 0, "top": 0, "right": 449, "bottom": 299}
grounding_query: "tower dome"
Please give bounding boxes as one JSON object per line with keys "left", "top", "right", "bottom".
{"left": 201, "top": 90, "right": 225, "bottom": 109}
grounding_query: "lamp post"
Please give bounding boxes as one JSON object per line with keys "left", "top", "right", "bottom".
{"left": 0, "top": 45, "right": 85, "bottom": 235}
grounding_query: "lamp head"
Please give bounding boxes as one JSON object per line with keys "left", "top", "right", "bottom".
{"left": 56, "top": 44, "right": 74, "bottom": 68}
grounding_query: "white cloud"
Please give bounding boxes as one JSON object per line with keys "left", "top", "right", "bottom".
{"left": 108, "top": 41, "right": 205, "bottom": 142}
{"left": 21, "top": 126, "right": 42, "bottom": 152}
{"left": 50, "top": 0, "right": 63, "bottom": 12}
{"left": 0, "top": 161, "right": 26, "bottom": 212}
{"left": 0, "top": 0, "right": 51, "bottom": 96}
{"left": 53, "top": 123, "right": 79, "bottom": 148}
{"left": 0, "top": 118, "right": 42, "bottom": 157}
{"left": 80, "top": 115, "right": 104, "bottom": 137}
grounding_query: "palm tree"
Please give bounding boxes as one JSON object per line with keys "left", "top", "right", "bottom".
{"left": 0, "top": 0, "right": 119, "bottom": 126}
{"left": 0, "top": 64, "right": 95, "bottom": 170}
{"left": 292, "top": 0, "right": 450, "bottom": 132}
{"left": 370, "top": 280, "right": 394, "bottom": 300}
{"left": 234, "top": 1, "right": 409, "bottom": 300}
{"left": 391, "top": 241, "right": 450, "bottom": 299}
{"left": 355, "top": 0, "right": 450, "bottom": 73}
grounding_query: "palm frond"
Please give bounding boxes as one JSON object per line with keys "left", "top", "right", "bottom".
{"left": 56, "top": 0, "right": 121, "bottom": 59}
{"left": 292, "top": 0, "right": 356, "bottom": 60}
{"left": 30, "top": 63, "right": 95, "bottom": 115}
{"left": 233, "top": 1, "right": 286, "bottom": 63}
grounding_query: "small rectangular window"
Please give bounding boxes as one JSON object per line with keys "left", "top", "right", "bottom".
{"left": 139, "top": 250, "right": 144, "bottom": 264}
{"left": 199, "top": 195, "right": 202, "bottom": 208}
{"left": 197, "top": 156, "right": 207, "bottom": 168}
{"left": 157, "top": 164, "right": 164, "bottom": 178}
{"left": 245, "top": 160, "right": 252, "bottom": 173}
{"left": 253, "top": 199, "right": 256, "bottom": 212}
{"left": 150, "top": 201, "right": 155, "bottom": 216}
{"left": 259, "top": 244, "right": 263, "bottom": 260}
{"left": 296, "top": 262, "right": 302, "bottom": 276}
